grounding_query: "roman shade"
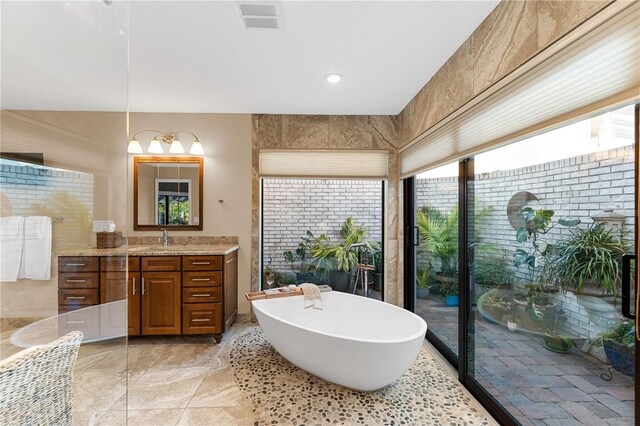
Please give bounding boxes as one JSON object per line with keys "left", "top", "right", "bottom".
{"left": 259, "top": 149, "right": 389, "bottom": 179}
{"left": 400, "top": 2, "right": 640, "bottom": 178}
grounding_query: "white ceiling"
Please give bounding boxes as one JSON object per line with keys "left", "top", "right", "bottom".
{"left": 1, "top": 1, "right": 498, "bottom": 115}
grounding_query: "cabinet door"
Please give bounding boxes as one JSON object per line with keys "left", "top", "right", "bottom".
{"left": 141, "top": 272, "right": 181, "bottom": 335}
{"left": 128, "top": 272, "right": 141, "bottom": 336}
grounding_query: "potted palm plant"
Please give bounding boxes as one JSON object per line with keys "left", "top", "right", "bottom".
{"left": 416, "top": 206, "right": 458, "bottom": 284}
{"left": 439, "top": 280, "right": 459, "bottom": 307}
{"left": 416, "top": 267, "right": 432, "bottom": 299}
{"left": 310, "top": 218, "right": 377, "bottom": 293}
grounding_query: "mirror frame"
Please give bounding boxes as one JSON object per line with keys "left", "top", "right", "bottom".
{"left": 133, "top": 156, "right": 204, "bottom": 231}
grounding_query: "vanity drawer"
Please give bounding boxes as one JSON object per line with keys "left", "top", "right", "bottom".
{"left": 182, "top": 303, "right": 222, "bottom": 334}
{"left": 58, "top": 257, "right": 99, "bottom": 273}
{"left": 183, "top": 271, "right": 222, "bottom": 287}
{"left": 58, "top": 289, "right": 99, "bottom": 306}
{"left": 58, "top": 272, "right": 99, "bottom": 289}
{"left": 183, "top": 287, "right": 222, "bottom": 303}
{"left": 58, "top": 308, "right": 100, "bottom": 339}
{"left": 141, "top": 256, "right": 181, "bottom": 272}
{"left": 182, "top": 256, "right": 222, "bottom": 271}
{"left": 100, "top": 256, "right": 140, "bottom": 272}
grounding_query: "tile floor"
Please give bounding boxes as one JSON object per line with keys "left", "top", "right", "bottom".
{"left": 416, "top": 298, "right": 635, "bottom": 426}
{"left": 1, "top": 313, "right": 496, "bottom": 426}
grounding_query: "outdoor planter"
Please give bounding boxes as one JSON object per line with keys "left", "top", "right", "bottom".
{"left": 581, "top": 339, "right": 610, "bottom": 364}
{"left": 329, "top": 271, "right": 351, "bottom": 293}
{"left": 373, "top": 272, "right": 383, "bottom": 292}
{"left": 603, "top": 339, "right": 635, "bottom": 376}
{"left": 445, "top": 295, "right": 459, "bottom": 307}
{"left": 507, "top": 321, "right": 518, "bottom": 332}
{"left": 296, "top": 271, "right": 316, "bottom": 283}
{"left": 416, "top": 286, "right": 430, "bottom": 299}
{"left": 544, "top": 332, "right": 574, "bottom": 354}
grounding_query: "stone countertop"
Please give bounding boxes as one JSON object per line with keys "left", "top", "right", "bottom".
{"left": 56, "top": 244, "right": 240, "bottom": 257}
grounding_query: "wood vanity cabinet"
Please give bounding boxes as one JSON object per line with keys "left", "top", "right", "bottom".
{"left": 58, "top": 251, "right": 238, "bottom": 342}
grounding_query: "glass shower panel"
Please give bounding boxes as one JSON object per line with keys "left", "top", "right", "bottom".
{"left": 467, "top": 105, "right": 636, "bottom": 425}
{"left": 1, "top": 0, "right": 129, "bottom": 421}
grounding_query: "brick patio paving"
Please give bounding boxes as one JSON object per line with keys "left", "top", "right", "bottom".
{"left": 417, "top": 298, "right": 635, "bottom": 426}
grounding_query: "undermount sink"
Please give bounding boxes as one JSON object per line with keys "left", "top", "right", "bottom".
{"left": 127, "top": 246, "right": 168, "bottom": 252}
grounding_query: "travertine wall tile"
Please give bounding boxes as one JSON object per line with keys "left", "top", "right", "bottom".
{"left": 328, "top": 116, "right": 372, "bottom": 149}
{"left": 397, "top": 0, "right": 614, "bottom": 148}
{"left": 538, "top": 1, "right": 611, "bottom": 48}
{"left": 282, "top": 115, "right": 329, "bottom": 149}
{"left": 472, "top": 0, "right": 538, "bottom": 95}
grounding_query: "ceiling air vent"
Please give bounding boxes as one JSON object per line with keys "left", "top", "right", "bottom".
{"left": 236, "top": 2, "right": 282, "bottom": 30}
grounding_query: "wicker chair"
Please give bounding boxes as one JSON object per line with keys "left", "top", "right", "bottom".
{"left": 0, "top": 331, "right": 83, "bottom": 426}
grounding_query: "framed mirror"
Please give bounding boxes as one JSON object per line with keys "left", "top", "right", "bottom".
{"left": 133, "top": 156, "right": 203, "bottom": 231}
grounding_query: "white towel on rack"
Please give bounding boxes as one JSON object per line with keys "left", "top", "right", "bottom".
{"left": 0, "top": 216, "right": 25, "bottom": 282}
{"left": 20, "top": 216, "right": 52, "bottom": 280}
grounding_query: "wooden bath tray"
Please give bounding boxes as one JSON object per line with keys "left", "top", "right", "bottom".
{"left": 245, "top": 285, "right": 331, "bottom": 301}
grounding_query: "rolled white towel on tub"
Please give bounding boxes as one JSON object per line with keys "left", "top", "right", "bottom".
{"left": 0, "top": 216, "right": 24, "bottom": 282}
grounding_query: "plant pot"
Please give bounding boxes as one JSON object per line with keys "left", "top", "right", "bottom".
{"left": 544, "top": 333, "right": 574, "bottom": 353}
{"left": 416, "top": 287, "right": 430, "bottom": 299}
{"left": 445, "top": 295, "right": 459, "bottom": 307}
{"left": 329, "top": 271, "right": 351, "bottom": 293}
{"left": 603, "top": 340, "right": 635, "bottom": 376}
{"left": 581, "top": 340, "right": 610, "bottom": 364}
{"left": 373, "top": 272, "right": 383, "bottom": 292}
{"left": 482, "top": 306, "right": 504, "bottom": 322}
{"left": 296, "top": 271, "right": 316, "bottom": 284}
{"left": 507, "top": 321, "right": 518, "bottom": 332}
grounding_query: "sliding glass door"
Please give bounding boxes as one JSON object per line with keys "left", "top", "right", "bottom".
{"left": 406, "top": 104, "right": 638, "bottom": 425}
{"left": 414, "top": 162, "right": 460, "bottom": 360}
{"left": 467, "top": 105, "right": 637, "bottom": 425}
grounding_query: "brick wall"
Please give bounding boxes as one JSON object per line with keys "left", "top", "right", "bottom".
{"left": 416, "top": 146, "right": 635, "bottom": 339}
{"left": 0, "top": 161, "right": 94, "bottom": 248}
{"left": 262, "top": 179, "right": 383, "bottom": 273}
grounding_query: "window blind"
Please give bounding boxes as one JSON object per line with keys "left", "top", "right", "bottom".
{"left": 259, "top": 149, "right": 389, "bottom": 179}
{"left": 400, "top": 2, "right": 640, "bottom": 178}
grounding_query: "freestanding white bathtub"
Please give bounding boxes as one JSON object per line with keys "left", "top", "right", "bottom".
{"left": 252, "top": 291, "right": 427, "bottom": 391}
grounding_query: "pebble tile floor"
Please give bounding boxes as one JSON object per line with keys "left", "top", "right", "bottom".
{"left": 416, "top": 298, "right": 636, "bottom": 426}
{"left": 1, "top": 314, "right": 496, "bottom": 426}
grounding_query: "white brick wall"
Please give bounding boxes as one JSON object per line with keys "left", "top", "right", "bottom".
{"left": 262, "top": 179, "right": 383, "bottom": 272}
{"left": 0, "top": 162, "right": 94, "bottom": 247}
{"left": 416, "top": 146, "right": 635, "bottom": 339}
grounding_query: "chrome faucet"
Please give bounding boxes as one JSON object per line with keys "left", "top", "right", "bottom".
{"left": 161, "top": 228, "right": 169, "bottom": 247}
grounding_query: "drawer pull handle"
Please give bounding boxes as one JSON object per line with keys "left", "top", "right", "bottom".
{"left": 191, "top": 278, "right": 211, "bottom": 282}
{"left": 66, "top": 263, "right": 85, "bottom": 266}
{"left": 192, "top": 262, "right": 211, "bottom": 265}
{"left": 132, "top": 277, "right": 136, "bottom": 295}
{"left": 66, "top": 279, "right": 86, "bottom": 283}
{"left": 66, "top": 320, "right": 85, "bottom": 325}
{"left": 192, "top": 318, "right": 210, "bottom": 322}
{"left": 192, "top": 294, "right": 211, "bottom": 297}
{"left": 66, "top": 296, "right": 86, "bottom": 300}
{"left": 142, "top": 277, "right": 145, "bottom": 295}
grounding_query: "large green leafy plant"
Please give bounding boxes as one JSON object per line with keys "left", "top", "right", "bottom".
{"left": 513, "top": 207, "right": 580, "bottom": 282}
{"left": 541, "top": 223, "right": 629, "bottom": 299}
{"left": 310, "top": 217, "right": 378, "bottom": 274}
{"left": 416, "top": 206, "right": 458, "bottom": 277}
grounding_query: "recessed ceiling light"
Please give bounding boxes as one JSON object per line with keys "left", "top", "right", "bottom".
{"left": 325, "top": 73, "right": 343, "bottom": 83}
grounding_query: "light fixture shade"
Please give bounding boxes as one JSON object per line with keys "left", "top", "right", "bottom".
{"left": 189, "top": 140, "right": 204, "bottom": 155}
{"left": 127, "top": 139, "right": 143, "bottom": 153}
{"left": 148, "top": 138, "right": 164, "bottom": 154}
{"left": 169, "top": 139, "right": 185, "bottom": 154}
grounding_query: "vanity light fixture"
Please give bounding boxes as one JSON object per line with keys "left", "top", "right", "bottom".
{"left": 325, "top": 73, "right": 343, "bottom": 83}
{"left": 127, "top": 130, "right": 204, "bottom": 155}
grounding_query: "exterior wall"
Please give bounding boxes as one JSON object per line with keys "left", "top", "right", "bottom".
{"left": 416, "top": 145, "right": 635, "bottom": 339}
{"left": 262, "top": 179, "right": 383, "bottom": 272}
